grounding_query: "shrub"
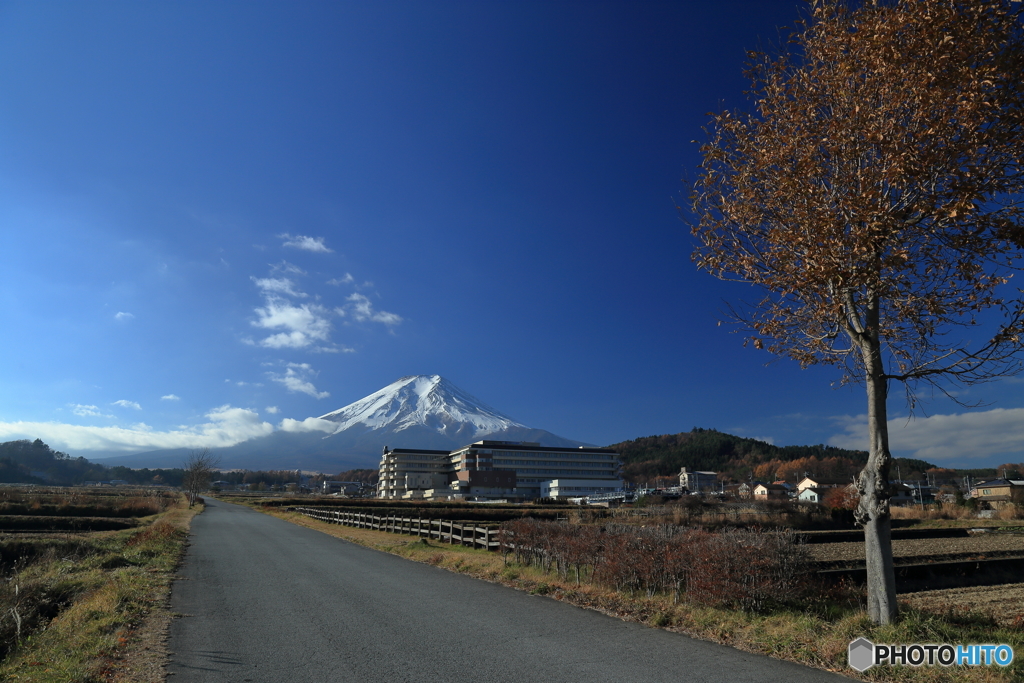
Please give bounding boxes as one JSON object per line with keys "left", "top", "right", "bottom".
{"left": 498, "top": 520, "right": 812, "bottom": 612}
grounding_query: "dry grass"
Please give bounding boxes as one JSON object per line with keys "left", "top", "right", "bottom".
{"left": 256, "top": 504, "right": 1023, "bottom": 683}
{"left": 891, "top": 503, "right": 1024, "bottom": 522}
{"left": 0, "top": 495, "right": 200, "bottom": 682}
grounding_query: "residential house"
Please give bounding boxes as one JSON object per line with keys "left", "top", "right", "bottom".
{"left": 754, "top": 483, "right": 789, "bottom": 500}
{"left": 798, "top": 487, "right": 829, "bottom": 504}
{"left": 737, "top": 482, "right": 757, "bottom": 499}
{"left": 796, "top": 476, "right": 851, "bottom": 493}
{"left": 970, "top": 479, "right": 1024, "bottom": 508}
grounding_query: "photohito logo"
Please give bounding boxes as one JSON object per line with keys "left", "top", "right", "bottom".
{"left": 849, "top": 638, "right": 1014, "bottom": 671}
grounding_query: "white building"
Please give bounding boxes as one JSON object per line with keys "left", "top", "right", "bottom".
{"left": 449, "top": 441, "right": 621, "bottom": 500}
{"left": 679, "top": 467, "right": 717, "bottom": 493}
{"left": 541, "top": 478, "right": 623, "bottom": 499}
{"left": 377, "top": 447, "right": 452, "bottom": 499}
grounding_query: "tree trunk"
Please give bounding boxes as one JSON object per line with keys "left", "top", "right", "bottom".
{"left": 854, "top": 299, "right": 898, "bottom": 624}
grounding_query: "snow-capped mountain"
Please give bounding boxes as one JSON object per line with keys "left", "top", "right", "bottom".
{"left": 312, "top": 374, "right": 590, "bottom": 456}
{"left": 318, "top": 375, "right": 524, "bottom": 438}
{"left": 88, "top": 375, "right": 590, "bottom": 472}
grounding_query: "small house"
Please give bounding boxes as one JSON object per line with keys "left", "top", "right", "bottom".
{"left": 754, "top": 483, "right": 789, "bottom": 500}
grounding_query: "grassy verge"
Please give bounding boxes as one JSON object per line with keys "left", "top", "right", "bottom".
{"left": 0, "top": 497, "right": 200, "bottom": 682}
{"left": 252, "top": 503, "right": 1022, "bottom": 683}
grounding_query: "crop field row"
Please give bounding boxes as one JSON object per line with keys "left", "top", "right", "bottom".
{"left": 807, "top": 532, "right": 1024, "bottom": 565}
{"left": 0, "top": 487, "right": 176, "bottom": 533}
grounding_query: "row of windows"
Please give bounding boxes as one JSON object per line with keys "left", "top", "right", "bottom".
{"left": 482, "top": 451, "right": 614, "bottom": 460}
{"left": 492, "top": 459, "right": 613, "bottom": 467}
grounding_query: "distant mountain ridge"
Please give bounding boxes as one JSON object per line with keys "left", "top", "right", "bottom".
{"left": 90, "top": 375, "right": 590, "bottom": 471}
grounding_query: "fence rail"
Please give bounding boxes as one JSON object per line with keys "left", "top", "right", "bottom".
{"left": 291, "top": 507, "right": 502, "bottom": 551}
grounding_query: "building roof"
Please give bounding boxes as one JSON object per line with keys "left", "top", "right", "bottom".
{"left": 385, "top": 448, "right": 452, "bottom": 455}
{"left": 799, "top": 487, "right": 828, "bottom": 496}
{"left": 975, "top": 479, "right": 1024, "bottom": 488}
{"left": 798, "top": 476, "right": 851, "bottom": 487}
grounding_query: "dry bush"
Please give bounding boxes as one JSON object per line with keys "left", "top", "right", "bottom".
{"left": 499, "top": 519, "right": 812, "bottom": 612}
{"left": 997, "top": 505, "right": 1024, "bottom": 521}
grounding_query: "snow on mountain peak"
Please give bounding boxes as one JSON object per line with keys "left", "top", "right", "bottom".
{"left": 317, "top": 375, "right": 525, "bottom": 437}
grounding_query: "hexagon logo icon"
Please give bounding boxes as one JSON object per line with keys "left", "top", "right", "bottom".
{"left": 849, "top": 637, "right": 875, "bottom": 672}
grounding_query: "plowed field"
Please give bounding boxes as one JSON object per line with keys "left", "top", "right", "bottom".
{"left": 807, "top": 532, "right": 1024, "bottom": 565}
{"left": 900, "top": 583, "right": 1024, "bottom": 627}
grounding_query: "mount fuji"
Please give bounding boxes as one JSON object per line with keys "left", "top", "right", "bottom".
{"left": 307, "top": 374, "right": 590, "bottom": 457}
{"left": 90, "top": 375, "right": 591, "bottom": 472}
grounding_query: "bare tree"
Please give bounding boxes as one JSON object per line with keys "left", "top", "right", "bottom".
{"left": 690, "top": 0, "right": 1024, "bottom": 623}
{"left": 183, "top": 448, "right": 220, "bottom": 508}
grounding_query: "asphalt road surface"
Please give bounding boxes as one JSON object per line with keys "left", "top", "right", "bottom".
{"left": 168, "top": 499, "right": 854, "bottom": 682}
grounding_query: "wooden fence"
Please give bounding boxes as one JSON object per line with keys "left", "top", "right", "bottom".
{"left": 291, "top": 507, "right": 501, "bottom": 551}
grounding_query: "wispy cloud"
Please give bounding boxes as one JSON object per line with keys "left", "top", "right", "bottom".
{"left": 279, "top": 417, "right": 336, "bottom": 433}
{"left": 69, "top": 404, "right": 111, "bottom": 418}
{"left": 265, "top": 406, "right": 279, "bottom": 414}
{"left": 251, "top": 276, "right": 307, "bottom": 298}
{"left": 112, "top": 400, "right": 141, "bottom": 410}
{"left": 346, "top": 293, "right": 402, "bottom": 326}
{"left": 114, "top": 312, "right": 134, "bottom": 321}
{"left": 0, "top": 405, "right": 274, "bottom": 452}
{"left": 327, "top": 273, "right": 354, "bottom": 286}
{"left": 312, "top": 345, "right": 355, "bottom": 354}
{"left": 278, "top": 233, "right": 333, "bottom": 253}
{"left": 270, "top": 261, "right": 307, "bottom": 276}
{"left": 828, "top": 408, "right": 1024, "bottom": 462}
{"left": 161, "top": 394, "right": 180, "bottom": 401}
{"left": 268, "top": 363, "right": 330, "bottom": 399}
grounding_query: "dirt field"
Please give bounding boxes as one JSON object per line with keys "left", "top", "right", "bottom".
{"left": 807, "top": 532, "right": 1024, "bottom": 564}
{"left": 900, "top": 583, "right": 1024, "bottom": 627}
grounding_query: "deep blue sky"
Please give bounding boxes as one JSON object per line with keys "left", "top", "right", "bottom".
{"left": 1, "top": 1, "right": 1021, "bottom": 468}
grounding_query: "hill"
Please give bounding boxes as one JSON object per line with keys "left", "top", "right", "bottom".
{"left": 609, "top": 428, "right": 935, "bottom": 484}
{"left": 0, "top": 439, "right": 187, "bottom": 487}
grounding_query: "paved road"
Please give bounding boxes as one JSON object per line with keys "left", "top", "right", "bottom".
{"left": 168, "top": 499, "right": 854, "bottom": 682}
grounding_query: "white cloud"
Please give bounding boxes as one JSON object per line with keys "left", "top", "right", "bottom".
{"left": 161, "top": 394, "right": 180, "bottom": 401}
{"left": 346, "top": 293, "right": 402, "bottom": 326}
{"left": 0, "top": 405, "right": 274, "bottom": 453}
{"left": 251, "top": 276, "right": 307, "bottom": 298}
{"left": 252, "top": 297, "right": 332, "bottom": 349}
{"left": 279, "top": 417, "right": 336, "bottom": 433}
{"left": 268, "top": 363, "right": 330, "bottom": 399}
{"left": 69, "top": 404, "right": 110, "bottom": 418}
{"left": 265, "top": 406, "right": 280, "bottom": 414}
{"left": 828, "top": 408, "right": 1024, "bottom": 462}
{"left": 115, "top": 312, "right": 134, "bottom": 321}
{"left": 327, "top": 273, "right": 354, "bottom": 286}
{"left": 278, "top": 233, "right": 333, "bottom": 253}
{"left": 112, "top": 400, "right": 141, "bottom": 410}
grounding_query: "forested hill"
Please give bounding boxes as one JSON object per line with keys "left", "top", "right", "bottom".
{"left": 0, "top": 439, "right": 184, "bottom": 486}
{"left": 609, "top": 428, "right": 934, "bottom": 483}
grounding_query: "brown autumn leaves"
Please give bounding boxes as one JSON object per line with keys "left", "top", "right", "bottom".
{"left": 690, "top": 0, "right": 1024, "bottom": 398}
